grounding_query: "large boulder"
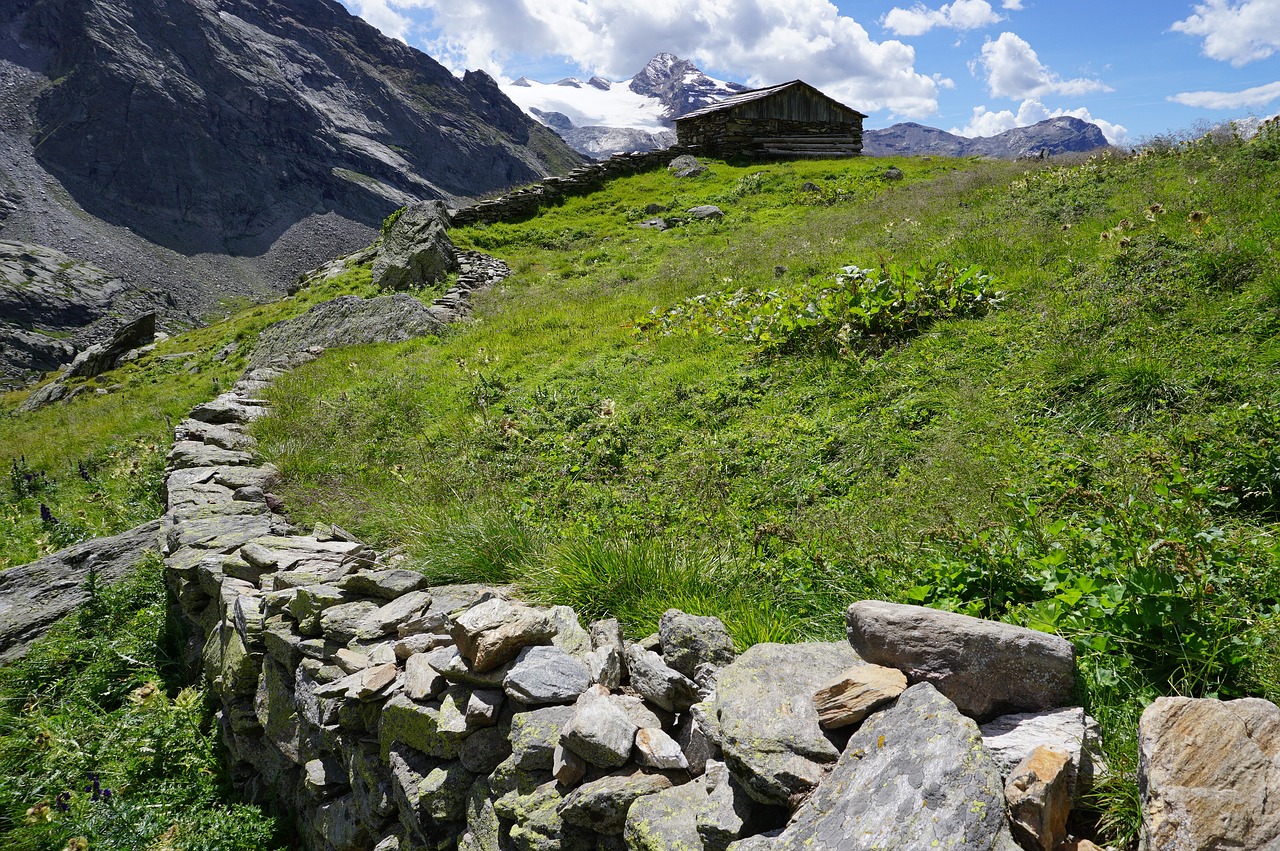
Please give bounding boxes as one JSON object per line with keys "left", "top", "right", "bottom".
{"left": 1138, "top": 696, "right": 1280, "bottom": 850}
{"left": 248, "top": 294, "right": 445, "bottom": 371}
{"left": 845, "top": 600, "right": 1076, "bottom": 721}
{"left": 64, "top": 311, "right": 157, "bottom": 379}
{"left": 768, "top": 683, "right": 1020, "bottom": 851}
{"left": 372, "top": 201, "right": 459, "bottom": 291}
{"left": 712, "top": 641, "right": 862, "bottom": 807}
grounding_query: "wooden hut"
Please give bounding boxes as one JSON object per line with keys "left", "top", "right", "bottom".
{"left": 674, "top": 80, "right": 866, "bottom": 159}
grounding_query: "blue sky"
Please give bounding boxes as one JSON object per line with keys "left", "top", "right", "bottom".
{"left": 338, "top": 0, "right": 1280, "bottom": 143}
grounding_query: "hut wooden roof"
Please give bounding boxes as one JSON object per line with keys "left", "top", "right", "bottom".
{"left": 677, "top": 80, "right": 867, "bottom": 122}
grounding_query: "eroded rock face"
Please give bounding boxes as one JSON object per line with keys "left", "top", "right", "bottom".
{"left": 0, "top": 241, "right": 161, "bottom": 389}
{"left": 769, "top": 683, "right": 1020, "bottom": 851}
{"left": 846, "top": 600, "right": 1076, "bottom": 721}
{"left": 1138, "top": 696, "right": 1280, "bottom": 850}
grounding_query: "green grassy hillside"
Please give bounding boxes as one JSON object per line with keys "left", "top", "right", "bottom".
{"left": 2, "top": 125, "right": 1279, "bottom": 846}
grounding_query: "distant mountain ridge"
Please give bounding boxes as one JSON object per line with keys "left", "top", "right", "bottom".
{"left": 863, "top": 117, "right": 1111, "bottom": 158}
{"left": 506, "top": 54, "right": 1111, "bottom": 161}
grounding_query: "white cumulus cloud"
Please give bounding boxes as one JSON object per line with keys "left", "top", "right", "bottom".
{"left": 348, "top": 0, "right": 948, "bottom": 118}
{"left": 976, "top": 32, "right": 1111, "bottom": 99}
{"left": 347, "top": 0, "right": 414, "bottom": 42}
{"left": 882, "top": 0, "right": 1003, "bottom": 37}
{"left": 1170, "top": 80, "right": 1280, "bottom": 109}
{"left": 1172, "top": 0, "right": 1280, "bottom": 67}
{"left": 1002, "top": 0, "right": 1024, "bottom": 8}
{"left": 955, "top": 98, "right": 1129, "bottom": 145}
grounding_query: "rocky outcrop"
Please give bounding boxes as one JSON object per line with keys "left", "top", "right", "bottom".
{"left": 0, "top": 241, "right": 165, "bottom": 389}
{"left": 5, "top": 0, "right": 579, "bottom": 256}
{"left": 373, "top": 203, "right": 460, "bottom": 292}
{"left": 0, "top": 519, "right": 164, "bottom": 663}
{"left": 627, "top": 54, "right": 748, "bottom": 123}
{"left": 0, "top": 0, "right": 580, "bottom": 349}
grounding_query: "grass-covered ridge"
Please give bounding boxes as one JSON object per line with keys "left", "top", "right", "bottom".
{"left": 0, "top": 267, "right": 383, "bottom": 569}
{"left": 252, "top": 136, "right": 1280, "bottom": 842}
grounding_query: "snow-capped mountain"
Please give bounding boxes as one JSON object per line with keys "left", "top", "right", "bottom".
{"left": 503, "top": 53, "right": 746, "bottom": 158}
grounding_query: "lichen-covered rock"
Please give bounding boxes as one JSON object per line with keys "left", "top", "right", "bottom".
{"left": 713, "top": 641, "right": 860, "bottom": 807}
{"left": 321, "top": 600, "right": 381, "bottom": 643}
{"left": 460, "top": 726, "right": 512, "bottom": 775}
{"left": 624, "top": 780, "right": 709, "bottom": 851}
{"left": 659, "top": 609, "right": 737, "bottom": 679}
{"left": 558, "top": 770, "right": 674, "bottom": 835}
{"left": 846, "top": 600, "right": 1076, "bottom": 721}
{"left": 339, "top": 569, "right": 431, "bottom": 601}
{"left": 1138, "top": 696, "right": 1280, "bottom": 851}
{"left": 503, "top": 645, "right": 592, "bottom": 705}
{"left": 510, "top": 705, "right": 576, "bottom": 770}
{"left": 379, "top": 694, "right": 463, "bottom": 760}
{"left": 768, "top": 683, "right": 1020, "bottom": 851}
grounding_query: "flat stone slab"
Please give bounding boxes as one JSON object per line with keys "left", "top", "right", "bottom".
{"left": 846, "top": 600, "right": 1076, "bottom": 721}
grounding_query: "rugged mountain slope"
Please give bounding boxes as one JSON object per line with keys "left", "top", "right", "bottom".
{"left": 0, "top": 0, "right": 580, "bottom": 352}
{"left": 863, "top": 116, "right": 1109, "bottom": 158}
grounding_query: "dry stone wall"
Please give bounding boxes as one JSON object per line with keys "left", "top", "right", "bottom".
{"left": 159, "top": 357, "right": 1111, "bottom": 850}
{"left": 449, "top": 148, "right": 699, "bottom": 228}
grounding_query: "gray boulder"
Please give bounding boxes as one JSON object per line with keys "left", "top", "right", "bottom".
{"left": 713, "top": 641, "right": 861, "bottom": 807}
{"left": 659, "top": 609, "right": 737, "bottom": 679}
{"left": 560, "top": 687, "right": 638, "bottom": 768}
{"left": 372, "top": 201, "right": 459, "bottom": 291}
{"left": 248, "top": 294, "right": 445, "bottom": 371}
{"left": 846, "top": 600, "right": 1076, "bottom": 721}
{"left": 452, "top": 597, "right": 557, "bottom": 672}
{"left": 688, "top": 205, "right": 724, "bottom": 221}
{"left": 625, "top": 644, "right": 699, "bottom": 712}
{"left": 769, "top": 683, "right": 1020, "bottom": 851}
{"left": 558, "top": 770, "right": 674, "bottom": 834}
{"left": 668, "top": 155, "right": 708, "bottom": 178}
{"left": 64, "top": 311, "right": 157, "bottom": 379}
{"left": 504, "top": 645, "right": 592, "bottom": 705}
{"left": 509, "top": 705, "right": 576, "bottom": 770}
{"left": 624, "top": 780, "right": 710, "bottom": 851}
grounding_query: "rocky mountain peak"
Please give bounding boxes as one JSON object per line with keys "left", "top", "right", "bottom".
{"left": 628, "top": 52, "right": 746, "bottom": 120}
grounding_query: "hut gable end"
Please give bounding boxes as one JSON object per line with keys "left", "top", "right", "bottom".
{"left": 675, "top": 80, "right": 866, "bottom": 159}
